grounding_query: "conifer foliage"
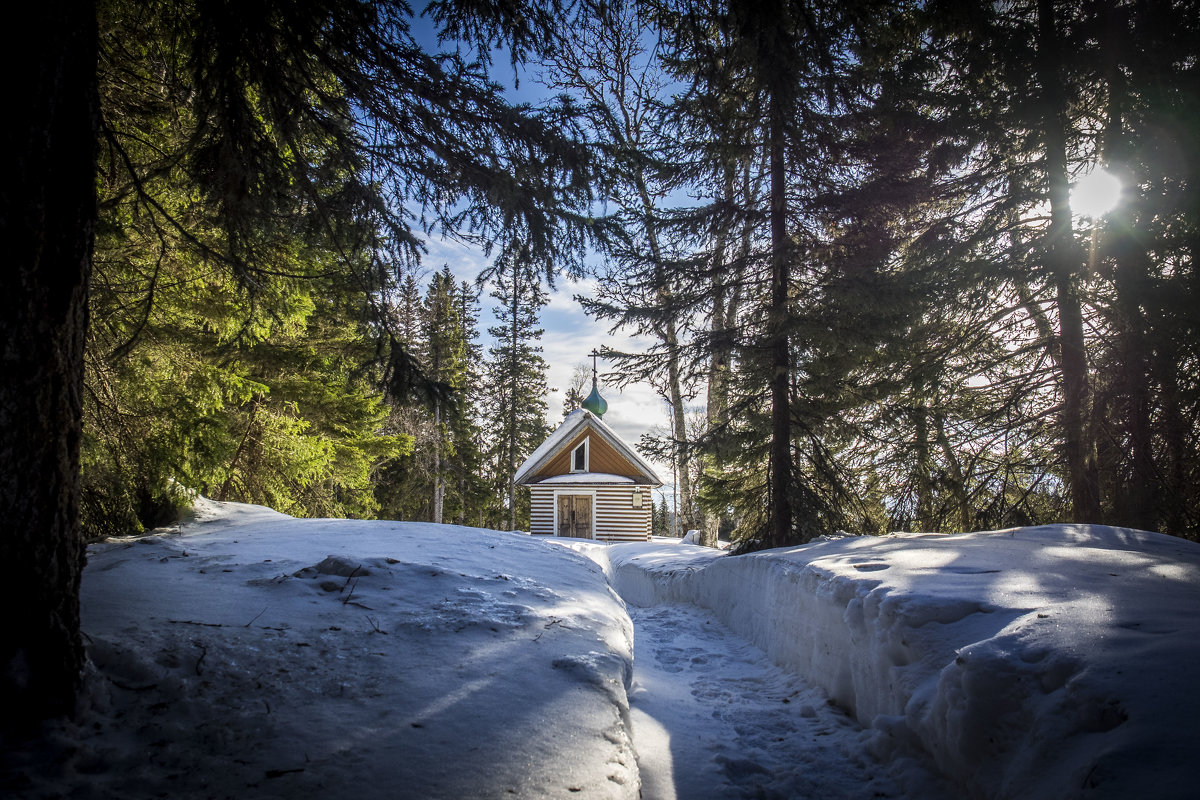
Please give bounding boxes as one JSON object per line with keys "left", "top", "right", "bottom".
{"left": 4, "top": 0, "right": 1198, "bottom": 731}
{"left": 560, "top": 0, "right": 1197, "bottom": 548}
{"left": 3, "top": 0, "right": 594, "bottom": 724}
{"left": 375, "top": 267, "right": 488, "bottom": 526}
{"left": 484, "top": 248, "right": 553, "bottom": 531}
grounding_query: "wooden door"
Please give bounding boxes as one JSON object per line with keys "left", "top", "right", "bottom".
{"left": 557, "top": 495, "right": 593, "bottom": 538}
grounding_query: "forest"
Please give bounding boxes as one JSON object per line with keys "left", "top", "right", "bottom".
{"left": 2, "top": 0, "right": 1196, "bottom": 725}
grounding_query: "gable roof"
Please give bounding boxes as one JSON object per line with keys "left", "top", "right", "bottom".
{"left": 514, "top": 409, "right": 663, "bottom": 487}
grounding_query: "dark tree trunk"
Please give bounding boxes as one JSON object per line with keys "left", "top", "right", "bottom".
{"left": 702, "top": 165, "right": 737, "bottom": 549}
{"left": 635, "top": 177, "right": 696, "bottom": 536}
{"left": 1036, "top": 0, "right": 1101, "bottom": 523}
{"left": 767, "top": 89, "right": 793, "bottom": 549}
{"left": 1101, "top": 5, "right": 1157, "bottom": 532}
{"left": 913, "top": 393, "right": 935, "bottom": 531}
{"left": 0, "top": 0, "right": 98, "bottom": 727}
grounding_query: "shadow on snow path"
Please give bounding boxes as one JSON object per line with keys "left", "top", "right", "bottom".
{"left": 625, "top": 601, "right": 912, "bottom": 800}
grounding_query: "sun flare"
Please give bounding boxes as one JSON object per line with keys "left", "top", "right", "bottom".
{"left": 1072, "top": 168, "right": 1122, "bottom": 219}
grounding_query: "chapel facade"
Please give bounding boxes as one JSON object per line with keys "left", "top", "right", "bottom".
{"left": 514, "top": 369, "right": 662, "bottom": 542}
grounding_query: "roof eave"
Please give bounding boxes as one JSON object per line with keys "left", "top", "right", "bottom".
{"left": 513, "top": 409, "right": 663, "bottom": 487}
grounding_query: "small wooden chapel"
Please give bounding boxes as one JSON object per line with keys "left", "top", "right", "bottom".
{"left": 514, "top": 354, "right": 662, "bottom": 541}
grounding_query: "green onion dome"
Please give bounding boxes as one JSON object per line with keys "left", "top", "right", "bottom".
{"left": 582, "top": 382, "right": 607, "bottom": 418}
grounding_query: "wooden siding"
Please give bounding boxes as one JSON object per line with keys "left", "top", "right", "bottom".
{"left": 529, "top": 485, "right": 651, "bottom": 542}
{"left": 531, "top": 429, "right": 648, "bottom": 483}
{"left": 530, "top": 488, "right": 555, "bottom": 536}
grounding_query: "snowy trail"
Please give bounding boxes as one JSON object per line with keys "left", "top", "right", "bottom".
{"left": 627, "top": 603, "right": 910, "bottom": 800}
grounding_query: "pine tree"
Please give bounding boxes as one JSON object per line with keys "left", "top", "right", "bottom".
{"left": 450, "top": 279, "right": 490, "bottom": 525}
{"left": 862, "top": 0, "right": 1199, "bottom": 535}
{"left": 84, "top": 13, "right": 413, "bottom": 533}
{"left": 395, "top": 274, "right": 425, "bottom": 349}
{"left": 485, "top": 246, "right": 551, "bottom": 531}
{"left": 653, "top": 494, "right": 670, "bottom": 537}
{"left": 655, "top": 0, "right": 870, "bottom": 548}
{"left": 424, "top": 267, "right": 469, "bottom": 524}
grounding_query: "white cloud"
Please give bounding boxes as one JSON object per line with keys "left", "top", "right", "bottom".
{"left": 420, "top": 235, "right": 491, "bottom": 285}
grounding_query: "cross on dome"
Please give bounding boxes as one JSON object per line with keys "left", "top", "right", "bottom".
{"left": 582, "top": 348, "right": 608, "bottom": 418}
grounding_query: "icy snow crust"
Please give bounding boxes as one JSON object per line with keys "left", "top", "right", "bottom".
{"left": 596, "top": 526, "right": 1200, "bottom": 800}
{"left": 8, "top": 499, "right": 639, "bottom": 799}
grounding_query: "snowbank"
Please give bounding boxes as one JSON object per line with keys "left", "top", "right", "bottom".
{"left": 3, "top": 501, "right": 639, "bottom": 799}
{"left": 599, "top": 526, "right": 1200, "bottom": 800}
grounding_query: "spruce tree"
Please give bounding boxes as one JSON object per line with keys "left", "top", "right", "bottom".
{"left": 485, "top": 246, "right": 551, "bottom": 531}
{"left": 655, "top": 0, "right": 869, "bottom": 547}
{"left": 868, "top": 0, "right": 1199, "bottom": 535}
{"left": 450, "top": 279, "right": 490, "bottom": 525}
{"left": 424, "top": 267, "right": 469, "bottom": 524}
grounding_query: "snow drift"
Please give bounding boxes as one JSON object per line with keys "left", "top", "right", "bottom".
{"left": 3, "top": 499, "right": 639, "bottom": 799}
{"left": 599, "top": 526, "right": 1200, "bottom": 800}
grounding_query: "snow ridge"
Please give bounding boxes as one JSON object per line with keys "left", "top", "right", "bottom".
{"left": 599, "top": 526, "right": 1200, "bottom": 800}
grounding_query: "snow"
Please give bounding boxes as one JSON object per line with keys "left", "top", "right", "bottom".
{"left": 4, "top": 505, "right": 1197, "bottom": 800}
{"left": 591, "top": 526, "right": 1200, "bottom": 799}
{"left": 535, "top": 472, "right": 636, "bottom": 485}
{"left": 3, "top": 499, "right": 638, "bottom": 799}
{"left": 623, "top": 603, "right": 939, "bottom": 799}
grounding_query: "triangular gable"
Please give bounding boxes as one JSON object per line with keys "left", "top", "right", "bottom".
{"left": 514, "top": 409, "right": 662, "bottom": 486}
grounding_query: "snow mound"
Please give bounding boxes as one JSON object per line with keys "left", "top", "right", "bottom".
{"left": 600, "top": 525, "right": 1200, "bottom": 800}
{"left": 4, "top": 502, "right": 640, "bottom": 799}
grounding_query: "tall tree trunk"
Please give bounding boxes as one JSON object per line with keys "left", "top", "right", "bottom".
{"left": 1101, "top": 4, "right": 1156, "bottom": 531}
{"left": 701, "top": 160, "right": 752, "bottom": 547}
{"left": 0, "top": 0, "right": 98, "bottom": 726}
{"left": 507, "top": 276, "right": 519, "bottom": 532}
{"left": 934, "top": 406, "right": 973, "bottom": 533}
{"left": 633, "top": 175, "right": 696, "bottom": 536}
{"left": 701, "top": 165, "right": 737, "bottom": 548}
{"left": 913, "top": 393, "right": 935, "bottom": 531}
{"left": 767, "top": 88, "right": 793, "bottom": 548}
{"left": 663, "top": 325, "right": 693, "bottom": 528}
{"left": 1156, "top": 346, "right": 1189, "bottom": 535}
{"left": 433, "top": 397, "right": 444, "bottom": 524}
{"left": 1036, "top": 0, "right": 1101, "bottom": 523}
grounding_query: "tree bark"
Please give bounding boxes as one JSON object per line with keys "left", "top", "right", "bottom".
{"left": 1100, "top": 4, "right": 1156, "bottom": 531}
{"left": 433, "top": 396, "right": 444, "bottom": 524}
{"left": 1036, "top": 0, "right": 1101, "bottom": 523}
{"left": 632, "top": 171, "right": 696, "bottom": 537}
{"left": 507, "top": 272, "right": 519, "bottom": 532}
{"left": 913, "top": 394, "right": 935, "bottom": 531}
{"left": 934, "top": 407, "right": 973, "bottom": 533}
{"left": 0, "top": 0, "right": 98, "bottom": 727}
{"left": 701, "top": 164, "right": 738, "bottom": 548}
{"left": 767, "top": 86, "right": 793, "bottom": 548}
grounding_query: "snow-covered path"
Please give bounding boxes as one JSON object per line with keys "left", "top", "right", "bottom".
{"left": 627, "top": 603, "right": 912, "bottom": 800}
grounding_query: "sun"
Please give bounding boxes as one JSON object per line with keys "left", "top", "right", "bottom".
{"left": 1071, "top": 168, "right": 1122, "bottom": 219}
